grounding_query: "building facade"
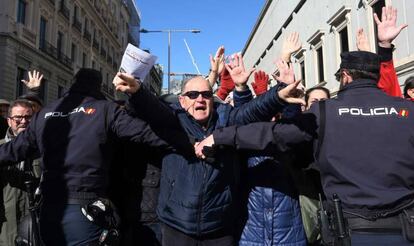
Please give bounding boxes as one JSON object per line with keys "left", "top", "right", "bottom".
{"left": 0, "top": 0, "right": 133, "bottom": 103}
{"left": 243, "top": 0, "right": 414, "bottom": 94}
{"left": 143, "top": 64, "right": 163, "bottom": 96}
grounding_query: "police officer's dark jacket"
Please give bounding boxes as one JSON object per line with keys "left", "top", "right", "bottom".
{"left": 0, "top": 89, "right": 171, "bottom": 202}
{"left": 213, "top": 78, "right": 414, "bottom": 218}
{"left": 128, "top": 86, "right": 286, "bottom": 236}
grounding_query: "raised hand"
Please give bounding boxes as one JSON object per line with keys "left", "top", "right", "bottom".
{"left": 224, "top": 53, "right": 255, "bottom": 91}
{"left": 277, "top": 80, "right": 306, "bottom": 105}
{"left": 274, "top": 59, "right": 295, "bottom": 85}
{"left": 216, "top": 67, "right": 235, "bottom": 100}
{"left": 113, "top": 72, "right": 141, "bottom": 94}
{"left": 21, "top": 70, "right": 44, "bottom": 90}
{"left": 251, "top": 70, "right": 269, "bottom": 96}
{"left": 208, "top": 46, "right": 225, "bottom": 86}
{"left": 356, "top": 28, "right": 371, "bottom": 52}
{"left": 210, "top": 46, "right": 225, "bottom": 74}
{"left": 280, "top": 32, "right": 302, "bottom": 62}
{"left": 374, "top": 5, "right": 408, "bottom": 48}
{"left": 194, "top": 134, "right": 215, "bottom": 159}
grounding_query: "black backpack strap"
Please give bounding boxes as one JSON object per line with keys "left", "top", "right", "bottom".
{"left": 315, "top": 100, "right": 326, "bottom": 160}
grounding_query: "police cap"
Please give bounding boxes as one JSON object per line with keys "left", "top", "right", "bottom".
{"left": 339, "top": 51, "right": 380, "bottom": 74}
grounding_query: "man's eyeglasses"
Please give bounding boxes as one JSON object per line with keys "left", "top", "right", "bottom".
{"left": 8, "top": 115, "right": 32, "bottom": 122}
{"left": 182, "top": 91, "right": 213, "bottom": 99}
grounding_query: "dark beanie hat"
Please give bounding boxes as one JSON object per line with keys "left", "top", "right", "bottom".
{"left": 18, "top": 92, "right": 43, "bottom": 106}
{"left": 338, "top": 51, "right": 380, "bottom": 74}
{"left": 71, "top": 68, "right": 102, "bottom": 92}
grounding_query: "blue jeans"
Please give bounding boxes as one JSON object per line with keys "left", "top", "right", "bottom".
{"left": 351, "top": 231, "right": 414, "bottom": 245}
{"left": 40, "top": 203, "right": 102, "bottom": 246}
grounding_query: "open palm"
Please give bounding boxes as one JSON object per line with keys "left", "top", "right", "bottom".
{"left": 374, "top": 6, "right": 407, "bottom": 45}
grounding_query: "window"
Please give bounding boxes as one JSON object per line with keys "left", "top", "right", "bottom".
{"left": 38, "top": 79, "right": 47, "bottom": 103}
{"left": 82, "top": 52, "right": 86, "bottom": 67}
{"left": 300, "top": 60, "right": 306, "bottom": 86}
{"left": 372, "top": 0, "right": 385, "bottom": 51}
{"left": 71, "top": 43, "right": 76, "bottom": 62}
{"left": 84, "top": 18, "right": 88, "bottom": 32}
{"left": 74, "top": 5, "right": 78, "bottom": 21}
{"left": 92, "top": 60, "right": 95, "bottom": 69}
{"left": 58, "top": 85, "right": 65, "bottom": 98}
{"left": 339, "top": 27, "right": 349, "bottom": 53}
{"left": 17, "top": 0, "right": 26, "bottom": 24}
{"left": 57, "top": 32, "right": 63, "bottom": 59}
{"left": 16, "top": 67, "right": 27, "bottom": 97}
{"left": 39, "top": 17, "right": 47, "bottom": 50}
{"left": 316, "top": 46, "right": 324, "bottom": 83}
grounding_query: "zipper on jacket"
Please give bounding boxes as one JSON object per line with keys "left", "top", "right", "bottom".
{"left": 197, "top": 161, "right": 207, "bottom": 236}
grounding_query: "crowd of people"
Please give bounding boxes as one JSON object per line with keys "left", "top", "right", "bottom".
{"left": 0, "top": 3, "right": 413, "bottom": 246}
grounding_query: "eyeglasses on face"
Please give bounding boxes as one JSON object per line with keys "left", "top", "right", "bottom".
{"left": 182, "top": 91, "right": 213, "bottom": 99}
{"left": 9, "top": 115, "right": 32, "bottom": 122}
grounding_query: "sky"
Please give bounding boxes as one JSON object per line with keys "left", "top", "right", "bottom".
{"left": 135, "top": 0, "right": 266, "bottom": 88}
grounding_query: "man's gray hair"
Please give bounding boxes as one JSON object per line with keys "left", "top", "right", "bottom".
{"left": 180, "top": 76, "right": 212, "bottom": 93}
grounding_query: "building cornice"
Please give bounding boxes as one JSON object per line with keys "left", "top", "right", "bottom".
{"left": 242, "top": 0, "right": 273, "bottom": 56}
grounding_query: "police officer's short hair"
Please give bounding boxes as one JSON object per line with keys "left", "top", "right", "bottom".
{"left": 7, "top": 99, "right": 33, "bottom": 117}
{"left": 336, "top": 68, "right": 380, "bottom": 82}
{"left": 403, "top": 76, "right": 414, "bottom": 98}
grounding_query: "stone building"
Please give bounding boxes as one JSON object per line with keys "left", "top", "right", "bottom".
{"left": 0, "top": 0, "right": 134, "bottom": 103}
{"left": 243, "top": 0, "right": 414, "bottom": 95}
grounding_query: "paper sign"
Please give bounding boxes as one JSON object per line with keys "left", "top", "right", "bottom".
{"left": 119, "top": 43, "right": 158, "bottom": 80}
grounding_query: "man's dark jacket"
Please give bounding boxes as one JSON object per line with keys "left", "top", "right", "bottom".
{"left": 214, "top": 79, "right": 414, "bottom": 218}
{"left": 128, "top": 86, "right": 286, "bottom": 236}
{"left": 0, "top": 91, "right": 173, "bottom": 201}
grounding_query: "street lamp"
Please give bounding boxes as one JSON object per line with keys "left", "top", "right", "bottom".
{"left": 140, "top": 28, "right": 201, "bottom": 93}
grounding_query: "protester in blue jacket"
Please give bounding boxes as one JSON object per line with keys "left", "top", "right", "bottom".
{"left": 233, "top": 70, "right": 306, "bottom": 246}
{"left": 113, "top": 54, "right": 297, "bottom": 245}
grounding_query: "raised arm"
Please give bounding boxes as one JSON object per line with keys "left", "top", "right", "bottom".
{"left": 373, "top": 5, "right": 407, "bottom": 97}
{"left": 280, "top": 32, "right": 302, "bottom": 63}
{"left": 208, "top": 46, "right": 225, "bottom": 87}
{"left": 113, "top": 72, "right": 181, "bottom": 129}
{"left": 110, "top": 104, "right": 193, "bottom": 156}
{"left": 229, "top": 59, "right": 304, "bottom": 125}
{"left": 21, "top": 70, "right": 44, "bottom": 91}
{"left": 195, "top": 111, "right": 317, "bottom": 158}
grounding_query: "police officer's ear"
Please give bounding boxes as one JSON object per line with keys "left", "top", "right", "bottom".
{"left": 340, "top": 70, "right": 353, "bottom": 85}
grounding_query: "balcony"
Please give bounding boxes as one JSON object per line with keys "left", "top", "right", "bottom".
{"left": 92, "top": 39, "right": 99, "bottom": 51}
{"left": 100, "top": 48, "right": 106, "bottom": 58}
{"left": 83, "top": 30, "right": 91, "bottom": 43}
{"left": 57, "top": 52, "right": 73, "bottom": 68}
{"left": 72, "top": 19, "right": 82, "bottom": 33}
{"left": 39, "top": 41, "right": 72, "bottom": 68}
{"left": 59, "top": 3, "right": 70, "bottom": 20}
{"left": 39, "top": 41, "right": 57, "bottom": 58}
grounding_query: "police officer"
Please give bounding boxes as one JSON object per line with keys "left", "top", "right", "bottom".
{"left": 0, "top": 68, "right": 184, "bottom": 245}
{"left": 197, "top": 49, "right": 414, "bottom": 245}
